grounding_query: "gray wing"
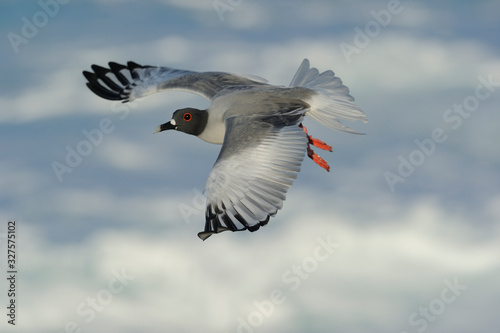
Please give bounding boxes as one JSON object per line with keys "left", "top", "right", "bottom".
{"left": 199, "top": 108, "right": 308, "bottom": 240}
{"left": 83, "top": 61, "right": 269, "bottom": 102}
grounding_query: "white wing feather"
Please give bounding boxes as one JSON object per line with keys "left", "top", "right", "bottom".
{"left": 199, "top": 115, "right": 307, "bottom": 240}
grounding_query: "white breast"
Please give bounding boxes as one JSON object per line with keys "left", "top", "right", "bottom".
{"left": 197, "top": 97, "right": 228, "bottom": 144}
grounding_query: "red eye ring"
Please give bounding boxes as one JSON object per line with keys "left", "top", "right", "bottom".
{"left": 183, "top": 113, "right": 192, "bottom": 121}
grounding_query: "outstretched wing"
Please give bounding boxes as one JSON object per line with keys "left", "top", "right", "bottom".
{"left": 199, "top": 108, "right": 308, "bottom": 240}
{"left": 82, "top": 61, "right": 269, "bottom": 102}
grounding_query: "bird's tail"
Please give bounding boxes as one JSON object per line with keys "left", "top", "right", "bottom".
{"left": 290, "top": 59, "right": 367, "bottom": 134}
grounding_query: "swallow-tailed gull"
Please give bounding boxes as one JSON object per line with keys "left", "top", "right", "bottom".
{"left": 83, "top": 59, "right": 367, "bottom": 240}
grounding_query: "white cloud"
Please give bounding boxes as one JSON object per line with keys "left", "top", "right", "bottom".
{"left": 155, "top": 0, "right": 215, "bottom": 11}
{"left": 0, "top": 67, "right": 83, "bottom": 123}
{"left": 11, "top": 196, "right": 500, "bottom": 332}
{"left": 0, "top": 162, "right": 48, "bottom": 198}
{"left": 340, "top": 33, "right": 500, "bottom": 94}
{"left": 90, "top": 0, "right": 214, "bottom": 10}
{"left": 224, "top": 2, "right": 271, "bottom": 30}
{"left": 95, "top": 136, "right": 171, "bottom": 171}
{"left": 3, "top": 2, "right": 500, "bottom": 332}
{"left": 3, "top": 31, "right": 499, "bottom": 124}
{"left": 39, "top": 188, "right": 181, "bottom": 227}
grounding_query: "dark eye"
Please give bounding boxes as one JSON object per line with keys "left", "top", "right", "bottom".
{"left": 183, "top": 113, "right": 192, "bottom": 121}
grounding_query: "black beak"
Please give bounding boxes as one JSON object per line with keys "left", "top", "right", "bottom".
{"left": 154, "top": 121, "right": 176, "bottom": 133}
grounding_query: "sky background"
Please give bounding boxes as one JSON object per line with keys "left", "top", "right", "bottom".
{"left": 1, "top": 0, "right": 499, "bottom": 332}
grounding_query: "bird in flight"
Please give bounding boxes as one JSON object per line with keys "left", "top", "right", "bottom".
{"left": 83, "top": 59, "right": 366, "bottom": 240}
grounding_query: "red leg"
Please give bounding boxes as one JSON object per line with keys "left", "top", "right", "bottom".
{"left": 299, "top": 124, "right": 333, "bottom": 151}
{"left": 299, "top": 123, "right": 331, "bottom": 172}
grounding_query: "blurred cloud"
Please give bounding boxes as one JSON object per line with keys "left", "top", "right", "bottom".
{"left": 1, "top": 1, "right": 499, "bottom": 332}
{"left": 2, "top": 30, "right": 498, "bottom": 124}
{"left": 11, "top": 196, "right": 500, "bottom": 332}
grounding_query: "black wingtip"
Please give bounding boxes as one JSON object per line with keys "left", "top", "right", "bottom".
{"left": 108, "top": 62, "right": 129, "bottom": 85}
{"left": 127, "top": 61, "right": 153, "bottom": 69}
{"left": 82, "top": 70, "right": 95, "bottom": 81}
{"left": 198, "top": 232, "right": 212, "bottom": 241}
{"left": 91, "top": 64, "right": 110, "bottom": 75}
{"left": 127, "top": 61, "right": 142, "bottom": 69}
{"left": 85, "top": 82, "right": 122, "bottom": 101}
{"left": 83, "top": 62, "right": 131, "bottom": 101}
{"left": 109, "top": 61, "right": 127, "bottom": 71}
{"left": 199, "top": 206, "right": 272, "bottom": 240}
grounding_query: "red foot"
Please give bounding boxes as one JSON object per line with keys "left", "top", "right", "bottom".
{"left": 309, "top": 137, "right": 333, "bottom": 152}
{"left": 308, "top": 147, "right": 330, "bottom": 172}
{"left": 300, "top": 123, "right": 332, "bottom": 172}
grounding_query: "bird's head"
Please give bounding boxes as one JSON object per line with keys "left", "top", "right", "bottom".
{"left": 154, "top": 107, "right": 208, "bottom": 136}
